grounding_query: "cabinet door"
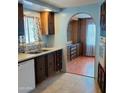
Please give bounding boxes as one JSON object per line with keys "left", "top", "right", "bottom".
{"left": 100, "top": 1, "right": 106, "bottom": 37}
{"left": 48, "top": 12, "right": 54, "bottom": 24}
{"left": 48, "top": 12, "right": 55, "bottom": 34}
{"left": 48, "top": 22, "right": 54, "bottom": 34}
{"left": 67, "top": 46, "right": 71, "bottom": 61}
{"left": 47, "top": 52, "right": 55, "bottom": 76}
{"left": 18, "top": 3, "right": 24, "bottom": 36}
{"left": 71, "top": 20, "right": 79, "bottom": 43}
{"left": 40, "top": 12, "right": 55, "bottom": 35}
{"left": 35, "top": 55, "right": 47, "bottom": 85}
{"left": 40, "top": 12, "right": 49, "bottom": 35}
{"left": 18, "top": 59, "right": 35, "bottom": 93}
{"left": 56, "top": 50, "right": 62, "bottom": 71}
{"left": 98, "top": 63, "right": 106, "bottom": 93}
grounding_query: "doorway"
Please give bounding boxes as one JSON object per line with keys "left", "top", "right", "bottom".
{"left": 66, "top": 13, "right": 96, "bottom": 78}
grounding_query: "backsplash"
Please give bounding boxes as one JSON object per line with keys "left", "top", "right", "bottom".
{"left": 18, "top": 44, "right": 26, "bottom": 53}
{"left": 18, "top": 42, "right": 45, "bottom": 53}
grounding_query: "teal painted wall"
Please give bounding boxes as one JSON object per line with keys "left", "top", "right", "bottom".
{"left": 47, "top": 3, "right": 101, "bottom": 79}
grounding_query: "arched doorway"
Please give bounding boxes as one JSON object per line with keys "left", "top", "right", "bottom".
{"left": 66, "top": 13, "right": 96, "bottom": 78}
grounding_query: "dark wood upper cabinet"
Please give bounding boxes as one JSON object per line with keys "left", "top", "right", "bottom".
{"left": 18, "top": 3, "right": 24, "bottom": 36}
{"left": 67, "top": 20, "right": 81, "bottom": 44}
{"left": 71, "top": 20, "right": 79, "bottom": 43}
{"left": 40, "top": 12, "right": 55, "bottom": 35}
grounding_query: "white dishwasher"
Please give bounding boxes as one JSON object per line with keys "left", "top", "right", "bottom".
{"left": 18, "top": 59, "right": 35, "bottom": 93}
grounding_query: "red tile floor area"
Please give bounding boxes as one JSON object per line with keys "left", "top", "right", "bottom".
{"left": 67, "top": 56, "right": 95, "bottom": 77}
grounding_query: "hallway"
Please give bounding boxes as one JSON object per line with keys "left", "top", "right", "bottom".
{"left": 31, "top": 73, "right": 101, "bottom": 93}
{"left": 67, "top": 56, "right": 95, "bottom": 77}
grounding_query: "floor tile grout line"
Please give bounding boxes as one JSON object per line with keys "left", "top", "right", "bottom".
{"left": 66, "top": 72, "right": 95, "bottom": 79}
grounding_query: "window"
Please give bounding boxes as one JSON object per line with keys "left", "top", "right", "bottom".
{"left": 86, "top": 23, "right": 96, "bottom": 46}
{"left": 24, "top": 16, "right": 41, "bottom": 43}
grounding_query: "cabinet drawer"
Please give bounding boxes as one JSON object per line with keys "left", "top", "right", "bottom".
{"left": 71, "top": 50, "right": 76, "bottom": 54}
{"left": 71, "top": 47, "right": 76, "bottom": 51}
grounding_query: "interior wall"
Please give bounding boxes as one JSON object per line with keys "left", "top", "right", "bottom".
{"left": 47, "top": 3, "right": 101, "bottom": 79}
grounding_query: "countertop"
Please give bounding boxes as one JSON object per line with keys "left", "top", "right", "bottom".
{"left": 18, "top": 47, "right": 62, "bottom": 63}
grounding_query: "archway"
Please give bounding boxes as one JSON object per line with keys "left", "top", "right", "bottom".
{"left": 66, "top": 13, "right": 97, "bottom": 78}
{"left": 53, "top": 5, "right": 100, "bottom": 79}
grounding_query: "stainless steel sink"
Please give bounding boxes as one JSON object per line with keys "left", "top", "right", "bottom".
{"left": 42, "top": 50, "right": 49, "bottom": 52}
{"left": 27, "top": 51, "right": 41, "bottom": 54}
{"left": 27, "top": 50, "right": 49, "bottom": 54}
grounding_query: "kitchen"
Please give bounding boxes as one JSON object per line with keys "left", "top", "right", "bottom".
{"left": 2, "top": 0, "right": 124, "bottom": 93}
{"left": 18, "top": 0, "right": 106, "bottom": 93}
{"left": 18, "top": 2, "right": 64, "bottom": 93}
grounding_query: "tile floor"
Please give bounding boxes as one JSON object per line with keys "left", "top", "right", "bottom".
{"left": 31, "top": 73, "right": 101, "bottom": 93}
{"left": 67, "top": 56, "right": 95, "bottom": 77}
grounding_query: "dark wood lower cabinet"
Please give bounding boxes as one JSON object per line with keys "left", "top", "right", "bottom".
{"left": 34, "top": 49, "right": 63, "bottom": 86}
{"left": 98, "top": 63, "right": 106, "bottom": 93}
{"left": 46, "top": 52, "right": 56, "bottom": 77}
{"left": 55, "top": 50, "right": 62, "bottom": 72}
{"left": 35, "top": 55, "right": 47, "bottom": 85}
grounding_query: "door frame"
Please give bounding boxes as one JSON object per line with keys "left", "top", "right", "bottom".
{"left": 66, "top": 12, "right": 97, "bottom": 78}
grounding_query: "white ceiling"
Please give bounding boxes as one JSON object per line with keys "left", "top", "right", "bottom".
{"left": 23, "top": 0, "right": 52, "bottom": 12}
{"left": 19, "top": 0, "right": 61, "bottom": 12}
{"left": 39, "top": 0, "right": 99, "bottom": 8}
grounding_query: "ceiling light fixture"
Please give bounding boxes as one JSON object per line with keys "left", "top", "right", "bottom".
{"left": 43, "top": 8, "right": 52, "bottom": 11}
